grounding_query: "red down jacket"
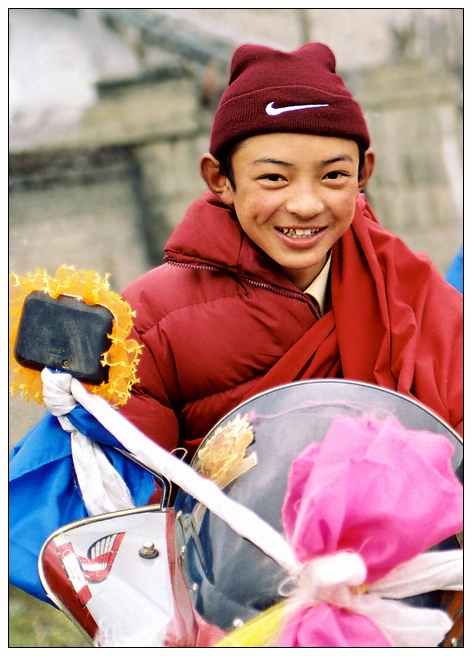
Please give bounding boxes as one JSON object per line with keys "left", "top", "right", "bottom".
{"left": 120, "top": 191, "right": 463, "bottom": 459}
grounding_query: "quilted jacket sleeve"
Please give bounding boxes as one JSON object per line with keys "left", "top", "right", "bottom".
{"left": 119, "top": 323, "right": 182, "bottom": 454}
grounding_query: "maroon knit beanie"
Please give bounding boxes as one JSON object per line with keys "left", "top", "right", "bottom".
{"left": 210, "top": 42, "right": 370, "bottom": 157}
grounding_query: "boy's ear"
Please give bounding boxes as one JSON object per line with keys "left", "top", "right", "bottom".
{"left": 358, "top": 149, "right": 375, "bottom": 191}
{"left": 200, "top": 154, "right": 234, "bottom": 205}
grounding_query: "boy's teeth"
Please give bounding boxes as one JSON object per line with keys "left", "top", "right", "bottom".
{"left": 280, "top": 228, "right": 321, "bottom": 237}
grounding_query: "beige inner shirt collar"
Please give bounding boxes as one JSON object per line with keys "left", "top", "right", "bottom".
{"left": 303, "top": 252, "right": 332, "bottom": 315}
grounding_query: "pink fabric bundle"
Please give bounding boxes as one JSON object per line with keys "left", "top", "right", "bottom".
{"left": 278, "top": 415, "right": 463, "bottom": 647}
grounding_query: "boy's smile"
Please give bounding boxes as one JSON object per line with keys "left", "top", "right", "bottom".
{"left": 217, "top": 133, "right": 366, "bottom": 290}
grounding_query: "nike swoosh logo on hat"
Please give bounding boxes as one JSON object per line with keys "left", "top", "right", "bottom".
{"left": 265, "top": 101, "right": 329, "bottom": 116}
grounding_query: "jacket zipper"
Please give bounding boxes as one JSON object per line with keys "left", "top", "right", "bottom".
{"left": 166, "top": 259, "right": 321, "bottom": 319}
{"left": 239, "top": 274, "right": 321, "bottom": 319}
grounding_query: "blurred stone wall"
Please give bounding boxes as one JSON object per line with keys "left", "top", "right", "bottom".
{"left": 354, "top": 60, "right": 463, "bottom": 274}
{"left": 9, "top": 69, "right": 209, "bottom": 285}
{"left": 9, "top": 149, "right": 147, "bottom": 292}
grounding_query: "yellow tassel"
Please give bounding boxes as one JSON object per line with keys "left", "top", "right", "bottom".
{"left": 9, "top": 266, "right": 142, "bottom": 406}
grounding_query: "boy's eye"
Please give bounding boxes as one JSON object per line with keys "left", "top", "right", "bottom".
{"left": 324, "top": 170, "right": 347, "bottom": 180}
{"left": 260, "top": 173, "right": 285, "bottom": 182}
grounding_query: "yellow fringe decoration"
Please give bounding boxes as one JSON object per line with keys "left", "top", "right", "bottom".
{"left": 9, "top": 266, "right": 142, "bottom": 407}
{"left": 214, "top": 601, "right": 288, "bottom": 647}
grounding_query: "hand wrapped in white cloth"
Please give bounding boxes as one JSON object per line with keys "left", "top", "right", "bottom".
{"left": 41, "top": 368, "right": 134, "bottom": 515}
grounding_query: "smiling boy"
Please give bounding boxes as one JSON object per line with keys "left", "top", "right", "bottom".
{"left": 120, "top": 43, "right": 463, "bottom": 458}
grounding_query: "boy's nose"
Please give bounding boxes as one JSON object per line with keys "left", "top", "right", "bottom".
{"left": 285, "top": 187, "right": 324, "bottom": 219}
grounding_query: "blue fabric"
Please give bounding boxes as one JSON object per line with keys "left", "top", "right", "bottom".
{"left": 9, "top": 405, "right": 156, "bottom": 604}
{"left": 445, "top": 245, "right": 463, "bottom": 294}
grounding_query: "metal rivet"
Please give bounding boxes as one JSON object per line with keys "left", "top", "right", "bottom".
{"left": 139, "top": 541, "right": 159, "bottom": 558}
{"left": 180, "top": 545, "right": 186, "bottom": 556}
{"left": 232, "top": 618, "right": 244, "bottom": 628}
{"left": 191, "top": 583, "right": 197, "bottom": 592}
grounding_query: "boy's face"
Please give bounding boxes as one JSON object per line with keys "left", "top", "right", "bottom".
{"left": 220, "top": 132, "right": 362, "bottom": 290}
